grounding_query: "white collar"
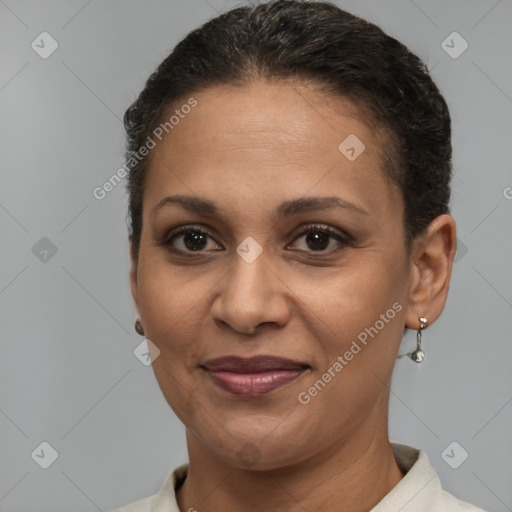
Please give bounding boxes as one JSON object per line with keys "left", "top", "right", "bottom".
{"left": 121, "top": 443, "right": 485, "bottom": 511}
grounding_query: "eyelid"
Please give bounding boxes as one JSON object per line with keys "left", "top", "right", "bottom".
{"left": 290, "top": 223, "right": 352, "bottom": 243}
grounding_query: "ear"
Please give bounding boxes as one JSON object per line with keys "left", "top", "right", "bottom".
{"left": 129, "top": 238, "right": 141, "bottom": 319}
{"left": 404, "top": 214, "right": 457, "bottom": 330}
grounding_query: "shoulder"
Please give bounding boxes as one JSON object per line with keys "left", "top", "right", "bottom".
{"left": 434, "top": 489, "right": 488, "bottom": 511}
{"left": 112, "top": 463, "right": 188, "bottom": 512}
{"left": 382, "top": 443, "right": 488, "bottom": 512}
{"left": 114, "top": 494, "right": 156, "bottom": 512}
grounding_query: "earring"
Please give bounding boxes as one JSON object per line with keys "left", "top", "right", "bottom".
{"left": 410, "top": 316, "right": 427, "bottom": 363}
{"left": 134, "top": 318, "right": 145, "bottom": 336}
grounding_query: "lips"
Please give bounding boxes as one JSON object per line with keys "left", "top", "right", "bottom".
{"left": 202, "top": 355, "right": 309, "bottom": 373}
{"left": 201, "top": 355, "right": 310, "bottom": 396}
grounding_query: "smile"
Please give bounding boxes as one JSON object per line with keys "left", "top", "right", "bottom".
{"left": 203, "top": 368, "right": 309, "bottom": 396}
{"left": 201, "top": 355, "right": 311, "bottom": 396}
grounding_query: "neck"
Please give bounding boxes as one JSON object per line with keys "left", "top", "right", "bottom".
{"left": 176, "top": 426, "right": 404, "bottom": 512}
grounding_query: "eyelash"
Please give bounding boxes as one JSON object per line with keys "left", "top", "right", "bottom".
{"left": 161, "top": 224, "right": 350, "bottom": 255}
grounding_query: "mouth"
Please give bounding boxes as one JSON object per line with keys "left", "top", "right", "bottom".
{"left": 200, "top": 355, "right": 311, "bottom": 397}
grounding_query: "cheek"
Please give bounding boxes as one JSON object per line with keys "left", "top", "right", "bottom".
{"left": 137, "top": 256, "right": 208, "bottom": 358}
{"left": 137, "top": 259, "right": 209, "bottom": 420}
{"left": 308, "top": 256, "right": 405, "bottom": 329}
{"left": 299, "top": 256, "right": 408, "bottom": 388}
{"left": 298, "top": 269, "right": 406, "bottom": 419}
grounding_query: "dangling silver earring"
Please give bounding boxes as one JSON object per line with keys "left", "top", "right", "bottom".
{"left": 134, "top": 318, "right": 145, "bottom": 336}
{"left": 410, "top": 316, "right": 427, "bottom": 363}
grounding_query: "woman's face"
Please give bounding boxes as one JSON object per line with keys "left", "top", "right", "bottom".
{"left": 130, "top": 81, "right": 415, "bottom": 469}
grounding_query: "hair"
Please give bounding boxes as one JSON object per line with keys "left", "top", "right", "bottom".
{"left": 124, "top": 0, "right": 452, "bottom": 262}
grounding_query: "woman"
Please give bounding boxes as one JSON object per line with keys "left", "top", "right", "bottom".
{"left": 117, "top": 1, "right": 486, "bottom": 510}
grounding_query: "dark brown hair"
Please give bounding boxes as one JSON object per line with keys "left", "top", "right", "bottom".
{"left": 124, "top": 0, "right": 452, "bottom": 262}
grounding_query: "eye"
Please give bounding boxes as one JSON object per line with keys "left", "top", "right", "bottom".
{"left": 163, "top": 226, "right": 222, "bottom": 253}
{"left": 161, "top": 223, "right": 350, "bottom": 255}
{"left": 289, "top": 224, "right": 350, "bottom": 252}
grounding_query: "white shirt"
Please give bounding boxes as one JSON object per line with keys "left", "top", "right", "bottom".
{"left": 115, "top": 443, "right": 487, "bottom": 511}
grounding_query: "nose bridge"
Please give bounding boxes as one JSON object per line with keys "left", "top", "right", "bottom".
{"left": 227, "top": 249, "right": 272, "bottom": 308}
{"left": 212, "top": 246, "right": 289, "bottom": 333}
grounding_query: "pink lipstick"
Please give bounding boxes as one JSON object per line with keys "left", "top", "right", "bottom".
{"left": 201, "top": 355, "right": 310, "bottom": 396}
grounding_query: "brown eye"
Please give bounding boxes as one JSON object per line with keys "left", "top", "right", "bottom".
{"left": 290, "top": 225, "right": 350, "bottom": 252}
{"left": 165, "top": 227, "right": 222, "bottom": 253}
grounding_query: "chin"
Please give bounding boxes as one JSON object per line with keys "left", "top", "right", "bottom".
{"left": 206, "top": 425, "right": 314, "bottom": 471}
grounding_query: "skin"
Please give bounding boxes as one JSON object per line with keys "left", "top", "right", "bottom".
{"left": 129, "top": 80, "right": 457, "bottom": 511}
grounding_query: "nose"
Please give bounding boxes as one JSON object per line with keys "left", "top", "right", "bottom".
{"left": 210, "top": 251, "right": 291, "bottom": 335}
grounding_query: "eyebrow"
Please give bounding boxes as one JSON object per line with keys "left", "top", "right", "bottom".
{"left": 150, "top": 194, "right": 369, "bottom": 220}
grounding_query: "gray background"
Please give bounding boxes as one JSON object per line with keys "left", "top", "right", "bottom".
{"left": 0, "top": 0, "right": 511, "bottom": 510}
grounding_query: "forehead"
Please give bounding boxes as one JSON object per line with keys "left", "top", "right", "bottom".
{"left": 157, "top": 80, "right": 385, "bottom": 157}
{"left": 143, "top": 80, "right": 400, "bottom": 224}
